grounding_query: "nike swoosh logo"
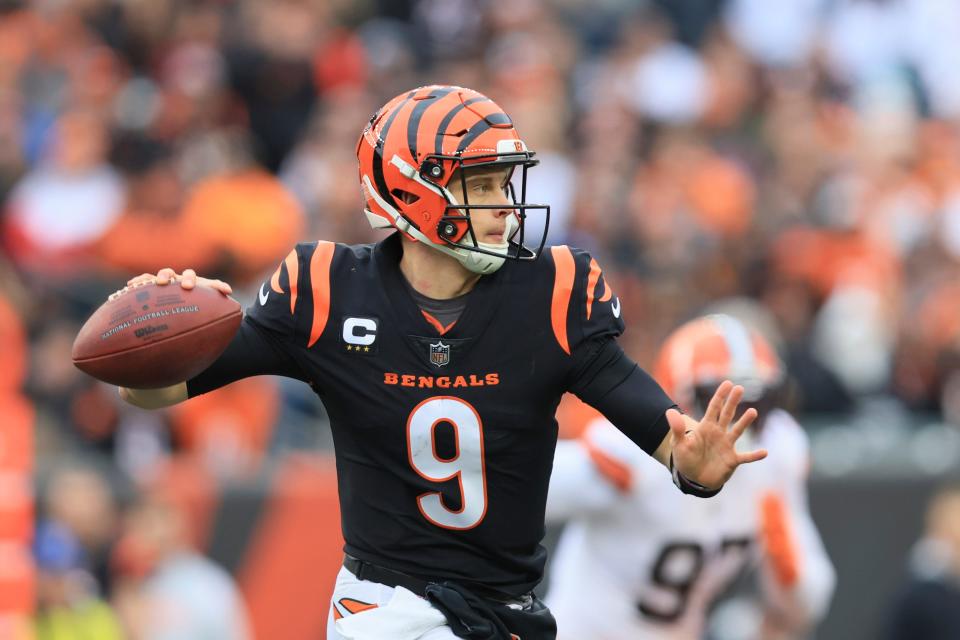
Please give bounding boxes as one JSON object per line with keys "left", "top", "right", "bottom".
{"left": 611, "top": 297, "right": 621, "bottom": 318}
{"left": 259, "top": 284, "right": 269, "bottom": 306}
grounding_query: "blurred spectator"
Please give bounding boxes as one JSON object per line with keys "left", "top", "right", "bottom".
{"left": 33, "top": 520, "right": 123, "bottom": 640}
{"left": 723, "top": 0, "right": 824, "bottom": 68}
{"left": 178, "top": 165, "right": 306, "bottom": 284}
{"left": 98, "top": 131, "right": 305, "bottom": 286}
{"left": 43, "top": 465, "right": 120, "bottom": 599}
{"left": 225, "top": 0, "right": 321, "bottom": 171}
{"left": 886, "top": 484, "right": 960, "bottom": 640}
{"left": 112, "top": 490, "right": 251, "bottom": 640}
{"left": 3, "top": 108, "right": 124, "bottom": 278}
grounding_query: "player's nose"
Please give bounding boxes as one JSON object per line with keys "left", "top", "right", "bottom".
{"left": 490, "top": 191, "right": 514, "bottom": 217}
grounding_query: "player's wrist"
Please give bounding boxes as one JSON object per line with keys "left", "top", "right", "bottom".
{"left": 119, "top": 383, "right": 187, "bottom": 409}
{"left": 669, "top": 452, "right": 722, "bottom": 498}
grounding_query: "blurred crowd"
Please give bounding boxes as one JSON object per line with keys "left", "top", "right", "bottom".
{"left": 2, "top": 0, "right": 960, "bottom": 636}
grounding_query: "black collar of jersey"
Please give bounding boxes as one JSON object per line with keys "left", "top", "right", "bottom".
{"left": 373, "top": 233, "right": 506, "bottom": 340}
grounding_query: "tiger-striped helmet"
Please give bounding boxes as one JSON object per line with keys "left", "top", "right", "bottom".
{"left": 357, "top": 85, "right": 549, "bottom": 274}
{"left": 654, "top": 314, "right": 785, "bottom": 421}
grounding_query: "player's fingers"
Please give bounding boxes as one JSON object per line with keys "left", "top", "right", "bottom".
{"left": 702, "top": 380, "right": 732, "bottom": 424}
{"left": 179, "top": 268, "right": 197, "bottom": 289}
{"left": 728, "top": 407, "right": 757, "bottom": 441}
{"left": 156, "top": 267, "right": 178, "bottom": 285}
{"left": 736, "top": 448, "right": 768, "bottom": 465}
{"left": 666, "top": 408, "right": 687, "bottom": 441}
{"left": 127, "top": 273, "right": 155, "bottom": 286}
{"left": 201, "top": 278, "right": 233, "bottom": 295}
{"left": 718, "top": 385, "right": 744, "bottom": 429}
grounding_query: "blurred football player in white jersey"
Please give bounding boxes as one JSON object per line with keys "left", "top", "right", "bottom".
{"left": 545, "top": 314, "right": 836, "bottom": 639}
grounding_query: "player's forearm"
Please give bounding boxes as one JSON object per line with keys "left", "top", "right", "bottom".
{"left": 570, "top": 340, "right": 674, "bottom": 456}
{"left": 119, "top": 383, "right": 188, "bottom": 409}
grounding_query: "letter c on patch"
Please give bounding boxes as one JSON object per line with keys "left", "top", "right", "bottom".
{"left": 343, "top": 317, "right": 377, "bottom": 346}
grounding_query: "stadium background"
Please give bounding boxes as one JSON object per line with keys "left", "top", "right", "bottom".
{"left": 2, "top": 0, "right": 960, "bottom": 637}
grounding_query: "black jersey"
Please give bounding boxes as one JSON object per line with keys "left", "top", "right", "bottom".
{"left": 188, "top": 233, "right": 672, "bottom": 596}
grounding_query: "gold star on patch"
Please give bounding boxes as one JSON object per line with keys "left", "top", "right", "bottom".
{"left": 364, "top": 346, "right": 370, "bottom": 352}
{"left": 346, "top": 345, "right": 352, "bottom": 351}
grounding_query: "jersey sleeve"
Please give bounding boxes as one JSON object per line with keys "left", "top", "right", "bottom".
{"left": 547, "top": 246, "right": 624, "bottom": 357}
{"left": 186, "top": 317, "right": 310, "bottom": 396}
{"left": 187, "top": 241, "right": 337, "bottom": 397}
{"left": 550, "top": 246, "right": 674, "bottom": 455}
{"left": 246, "top": 240, "right": 337, "bottom": 347}
{"left": 755, "top": 411, "right": 836, "bottom": 627}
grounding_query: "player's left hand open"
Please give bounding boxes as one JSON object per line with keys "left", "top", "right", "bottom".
{"left": 666, "top": 380, "right": 767, "bottom": 490}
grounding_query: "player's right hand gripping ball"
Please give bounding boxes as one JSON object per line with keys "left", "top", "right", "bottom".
{"left": 72, "top": 281, "right": 242, "bottom": 389}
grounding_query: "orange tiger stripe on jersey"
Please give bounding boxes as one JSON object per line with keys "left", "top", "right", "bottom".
{"left": 598, "top": 279, "right": 612, "bottom": 303}
{"left": 421, "top": 310, "right": 456, "bottom": 336}
{"left": 550, "top": 246, "right": 575, "bottom": 355}
{"left": 269, "top": 249, "right": 300, "bottom": 309}
{"left": 285, "top": 249, "right": 299, "bottom": 314}
{"left": 585, "top": 259, "right": 602, "bottom": 321}
{"left": 760, "top": 492, "right": 799, "bottom": 587}
{"left": 308, "top": 241, "right": 336, "bottom": 348}
{"left": 583, "top": 437, "right": 632, "bottom": 492}
{"left": 269, "top": 262, "right": 283, "bottom": 295}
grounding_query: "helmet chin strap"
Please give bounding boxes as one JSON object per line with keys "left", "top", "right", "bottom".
{"left": 361, "top": 173, "right": 510, "bottom": 274}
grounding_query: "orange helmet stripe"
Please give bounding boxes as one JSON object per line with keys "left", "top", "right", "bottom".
{"left": 370, "top": 90, "right": 417, "bottom": 211}
{"left": 406, "top": 87, "right": 458, "bottom": 162}
{"left": 455, "top": 111, "right": 513, "bottom": 154}
{"left": 432, "top": 96, "right": 491, "bottom": 157}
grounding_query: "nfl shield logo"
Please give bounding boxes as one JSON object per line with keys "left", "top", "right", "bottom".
{"left": 430, "top": 341, "right": 450, "bottom": 367}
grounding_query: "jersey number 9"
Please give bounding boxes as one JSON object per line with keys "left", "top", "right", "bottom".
{"left": 407, "top": 396, "right": 488, "bottom": 530}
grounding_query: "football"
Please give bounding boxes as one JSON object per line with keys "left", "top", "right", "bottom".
{"left": 72, "top": 282, "right": 242, "bottom": 389}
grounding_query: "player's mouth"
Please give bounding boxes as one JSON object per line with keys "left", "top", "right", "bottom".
{"left": 483, "top": 228, "right": 507, "bottom": 244}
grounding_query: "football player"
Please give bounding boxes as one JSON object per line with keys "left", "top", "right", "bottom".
{"left": 118, "top": 86, "right": 766, "bottom": 640}
{"left": 545, "top": 314, "right": 836, "bottom": 639}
